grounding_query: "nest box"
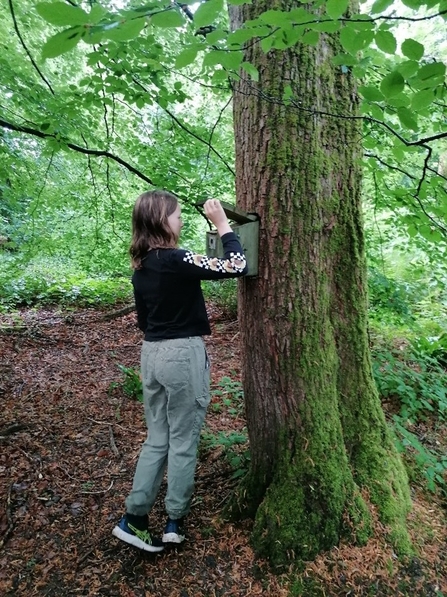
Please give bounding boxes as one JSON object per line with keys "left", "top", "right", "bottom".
{"left": 196, "top": 201, "right": 259, "bottom": 277}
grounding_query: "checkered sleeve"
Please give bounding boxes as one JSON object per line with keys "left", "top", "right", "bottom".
{"left": 173, "top": 232, "right": 248, "bottom": 279}
{"left": 182, "top": 250, "right": 247, "bottom": 274}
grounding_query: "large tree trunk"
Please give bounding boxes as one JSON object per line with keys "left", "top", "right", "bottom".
{"left": 228, "top": 0, "right": 411, "bottom": 566}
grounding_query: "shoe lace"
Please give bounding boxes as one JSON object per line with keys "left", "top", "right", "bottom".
{"left": 128, "top": 523, "right": 153, "bottom": 544}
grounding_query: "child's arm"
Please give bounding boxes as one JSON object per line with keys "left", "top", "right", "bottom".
{"left": 179, "top": 232, "right": 247, "bottom": 279}
{"left": 172, "top": 199, "right": 249, "bottom": 279}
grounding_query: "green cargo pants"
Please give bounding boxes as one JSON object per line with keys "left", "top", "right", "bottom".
{"left": 125, "top": 337, "right": 211, "bottom": 520}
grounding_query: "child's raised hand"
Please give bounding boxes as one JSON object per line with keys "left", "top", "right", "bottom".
{"left": 204, "top": 199, "right": 229, "bottom": 228}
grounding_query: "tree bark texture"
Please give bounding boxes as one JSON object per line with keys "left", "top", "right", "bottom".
{"left": 229, "top": 0, "right": 411, "bottom": 566}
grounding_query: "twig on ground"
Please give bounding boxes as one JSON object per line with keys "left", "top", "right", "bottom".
{"left": 80, "top": 480, "right": 114, "bottom": 495}
{"left": 0, "top": 423, "right": 29, "bottom": 441}
{"left": 109, "top": 425, "right": 120, "bottom": 458}
{"left": 0, "top": 483, "right": 14, "bottom": 550}
{"left": 0, "top": 324, "right": 27, "bottom": 333}
{"left": 101, "top": 304, "right": 135, "bottom": 320}
{"left": 56, "top": 464, "right": 78, "bottom": 481}
{"left": 87, "top": 417, "right": 125, "bottom": 429}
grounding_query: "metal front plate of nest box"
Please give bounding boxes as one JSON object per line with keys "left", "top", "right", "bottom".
{"left": 196, "top": 200, "right": 259, "bottom": 277}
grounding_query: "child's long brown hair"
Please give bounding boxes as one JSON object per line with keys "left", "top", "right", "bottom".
{"left": 130, "top": 190, "right": 179, "bottom": 269}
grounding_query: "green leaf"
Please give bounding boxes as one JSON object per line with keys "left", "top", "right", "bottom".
{"left": 205, "top": 29, "right": 228, "bottom": 44}
{"left": 359, "top": 86, "right": 384, "bottom": 102}
{"left": 151, "top": 9, "right": 185, "bottom": 28}
{"left": 387, "top": 94, "right": 410, "bottom": 108}
{"left": 380, "top": 70, "right": 405, "bottom": 97}
{"left": 221, "top": 50, "right": 243, "bottom": 70}
{"left": 363, "top": 135, "right": 378, "bottom": 150}
{"left": 36, "top": 2, "right": 89, "bottom": 26}
{"left": 203, "top": 49, "right": 243, "bottom": 70}
{"left": 228, "top": 27, "right": 268, "bottom": 46}
{"left": 417, "top": 62, "right": 446, "bottom": 82}
{"left": 418, "top": 224, "right": 439, "bottom": 241}
{"left": 103, "top": 18, "right": 145, "bottom": 41}
{"left": 326, "top": 0, "right": 348, "bottom": 19}
{"left": 352, "top": 65, "right": 366, "bottom": 78}
{"left": 241, "top": 61, "right": 259, "bottom": 81}
{"left": 401, "top": 38, "right": 424, "bottom": 61}
{"left": 375, "top": 31, "right": 396, "bottom": 54}
{"left": 348, "top": 14, "right": 374, "bottom": 31}
{"left": 283, "top": 85, "right": 293, "bottom": 101}
{"left": 411, "top": 89, "right": 435, "bottom": 111}
{"left": 211, "top": 69, "right": 229, "bottom": 84}
{"left": 401, "top": 0, "right": 422, "bottom": 7}
{"left": 397, "top": 106, "right": 418, "bottom": 131}
{"left": 332, "top": 53, "right": 358, "bottom": 67}
{"left": 260, "top": 35, "right": 274, "bottom": 53}
{"left": 175, "top": 46, "right": 200, "bottom": 68}
{"left": 301, "top": 30, "right": 319, "bottom": 46}
{"left": 88, "top": 5, "right": 108, "bottom": 24}
{"left": 279, "top": 27, "right": 303, "bottom": 48}
{"left": 340, "top": 26, "right": 374, "bottom": 54}
{"left": 42, "top": 27, "right": 83, "bottom": 59}
{"left": 289, "top": 7, "right": 313, "bottom": 23}
{"left": 194, "top": 0, "right": 224, "bottom": 28}
{"left": 135, "top": 95, "right": 146, "bottom": 109}
{"left": 258, "top": 10, "right": 291, "bottom": 26}
{"left": 340, "top": 26, "right": 357, "bottom": 53}
{"left": 83, "top": 26, "right": 104, "bottom": 45}
{"left": 368, "top": 103, "right": 384, "bottom": 121}
{"left": 370, "top": 0, "right": 394, "bottom": 12}
{"left": 312, "top": 20, "right": 340, "bottom": 33}
{"left": 396, "top": 60, "right": 419, "bottom": 79}
{"left": 227, "top": 0, "right": 252, "bottom": 4}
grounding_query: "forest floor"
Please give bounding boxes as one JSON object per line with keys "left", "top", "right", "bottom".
{"left": 0, "top": 304, "right": 446, "bottom": 597}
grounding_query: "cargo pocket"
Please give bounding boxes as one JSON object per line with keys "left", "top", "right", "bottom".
{"left": 192, "top": 347, "right": 211, "bottom": 435}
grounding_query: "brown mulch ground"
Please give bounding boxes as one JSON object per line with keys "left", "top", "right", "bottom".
{"left": 0, "top": 304, "right": 446, "bottom": 597}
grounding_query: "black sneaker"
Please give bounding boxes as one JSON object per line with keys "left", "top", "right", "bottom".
{"left": 162, "top": 517, "right": 185, "bottom": 544}
{"left": 112, "top": 516, "right": 164, "bottom": 552}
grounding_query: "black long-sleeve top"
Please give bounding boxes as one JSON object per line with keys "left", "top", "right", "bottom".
{"left": 132, "top": 232, "right": 247, "bottom": 341}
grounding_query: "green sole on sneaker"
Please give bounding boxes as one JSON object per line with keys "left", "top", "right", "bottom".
{"left": 112, "top": 525, "right": 164, "bottom": 552}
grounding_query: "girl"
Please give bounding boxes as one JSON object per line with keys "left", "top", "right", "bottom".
{"left": 113, "top": 190, "right": 247, "bottom": 552}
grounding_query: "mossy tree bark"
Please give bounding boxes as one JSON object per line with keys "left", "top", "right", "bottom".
{"left": 228, "top": 0, "right": 412, "bottom": 567}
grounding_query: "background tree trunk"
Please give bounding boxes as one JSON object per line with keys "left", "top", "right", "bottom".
{"left": 228, "top": 0, "right": 412, "bottom": 566}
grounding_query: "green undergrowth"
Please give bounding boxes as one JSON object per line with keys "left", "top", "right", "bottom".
{"left": 109, "top": 365, "right": 143, "bottom": 402}
{"left": 201, "top": 375, "right": 249, "bottom": 478}
{"left": 109, "top": 366, "right": 250, "bottom": 478}
{"left": 4, "top": 251, "right": 446, "bottom": 498}
{"left": 202, "top": 278, "right": 238, "bottom": 318}
{"left": 200, "top": 428, "right": 249, "bottom": 479}
{"left": 210, "top": 376, "right": 245, "bottom": 417}
{"left": 0, "top": 255, "right": 132, "bottom": 310}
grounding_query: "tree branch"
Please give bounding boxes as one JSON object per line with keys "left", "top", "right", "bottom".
{"left": 415, "top": 146, "right": 432, "bottom": 197}
{"left": 408, "top": 131, "right": 447, "bottom": 146}
{"left": 201, "top": 95, "right": 233, "bottom": 183}
{"left": 365, "top": 153, "right": 447, "bottom": 236}
{"left": 131, "top": 76, "right": 236, "bottom": 176}
{"left": 8, "top": 0, "right": 55, "bottom": 96}
{"left": 235, "top": 78, "right": 447, "bottom": 151}
{"left": 364, "top": 153, "right": 417, "bottom": 180}
{"left": 0, "top": 118, "right": 154, "bottom": 186}
{"left": 164, "top": 106, "right": 235, "bottom": 177}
